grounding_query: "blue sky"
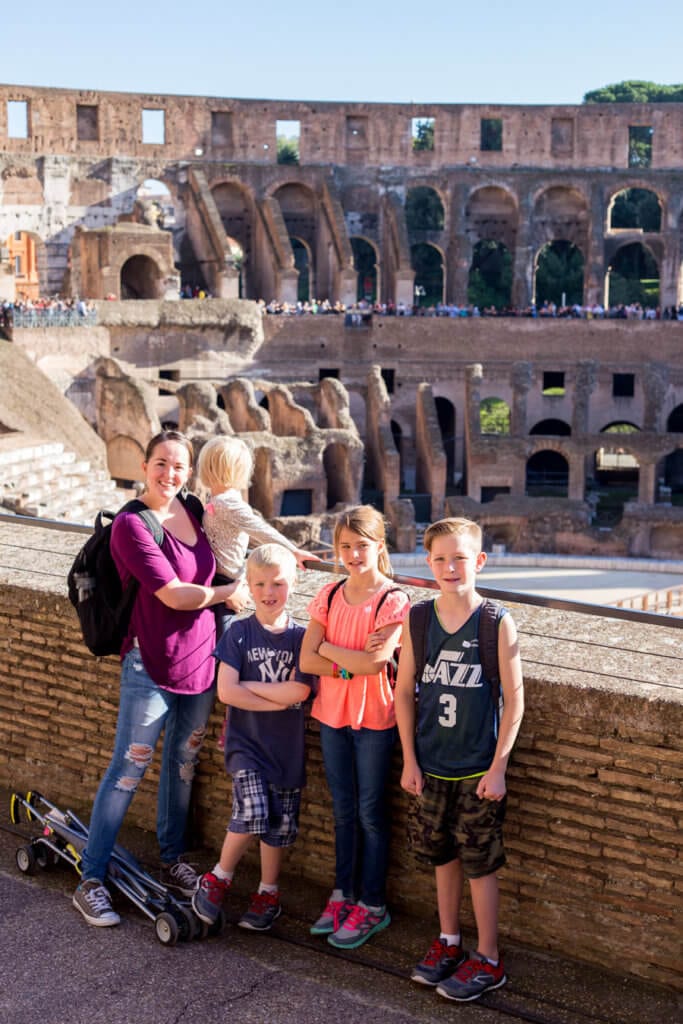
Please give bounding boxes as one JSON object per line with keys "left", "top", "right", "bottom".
{"left": 3, "top": 0, "right": 683, "bottom": 105}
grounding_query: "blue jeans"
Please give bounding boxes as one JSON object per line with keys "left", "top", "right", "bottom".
{"left": 319, "top": 723, "right": 396, "bottom": 907}
{"left": 81, "top": 648, "right": 216, "bottom": 882}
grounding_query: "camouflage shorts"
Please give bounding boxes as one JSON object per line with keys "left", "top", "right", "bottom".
{"left": 407, "top": 774, "right": 507, "bottom": 878}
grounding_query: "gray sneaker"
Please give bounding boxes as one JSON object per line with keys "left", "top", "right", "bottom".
{"left": 160, "top": 858, "right": 199, "bottom": 897}
{"left": 238, "top": 890, "right": 282, "bottom": 931}
{"left": 73, "top": 879, "right": 120, "bottom": 927}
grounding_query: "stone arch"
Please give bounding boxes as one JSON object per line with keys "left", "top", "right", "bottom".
{"left": 525, "top": 449, "right": 569, "bottom": 496}
{"left": 350, "top": 236, "right": 379, "bottom": 301}
{"left": 666, "top": 404, "right": 683, "bottom": 432}
{"left": 405, "top": 185, "right": 446, "bottom": 233}
{"left": 273, "top": 182, "right": 317, "bottom": 246}
{"left": 607, "top": 186, "right": 662, "bottom": 232}
{"left": 411, "top": 241, "right": 444, "bottom": 306}
{"left": 468, "top": 239, "right": 513, "bottom": 309}
{"left": 291, "top": 236, "right": 312, "bottom": 302}
{"left": 465, "top": 185, "right": 518, "bottom": 249}
{"left": 600, "top": 420, "right": 641, "bottom": 433}
{"left": 434, "top": 396, "right": 456, "bottom": 486}
{"left": 106, "top": 433, "right": 145, "bottom": 485}
{"left": 135, "top": 179, "right": 176, "bottom": 230}
{"left": 3, "top": 228, "right": 47, "bottom": 300}
{"left": 531, "top": 185, "right": 589, "bottom": 249}
{"left": 605, "top": 240, "right": 660, "bottom": 308}
{"left": 120, "top": 253, "right": 164, "bottom": 299}
{"left": 211, "top": 179, "right": 256, "bottom": 295}
{"left": 660, "top": 434, "right": 683, "bottom": 502}
{"left": 249, "top": 446, "right": 273, "bottom": 519}
{"left": 323, "top": 441, "right": 356, "bottom": 508}
{"left": 529, "top": 418, "right": 571, "bottom": 435}
{"left": 534, "top": 239, "right": 585, "bottom": 306}
{"left": 592, "top": 427, "right": 640, "bottom": 523}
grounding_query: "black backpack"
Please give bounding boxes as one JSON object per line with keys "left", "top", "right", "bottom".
{"left": 408, "top": 597, "right": 504, "bottom": 706}
{"left": 67, "top": 492, "right": 204, "bottom": 657}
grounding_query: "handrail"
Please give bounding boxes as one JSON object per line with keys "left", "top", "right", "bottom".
{"left": 0, "top": 511, "right": 680, "bottom": 629}
{"left": 302, "top": 559, "right": 682, "bottom": 629}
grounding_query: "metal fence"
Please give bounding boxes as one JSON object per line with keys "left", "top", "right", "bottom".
{"left": 9, "top": 308, "right": 98, "bottom": 328}
{"left": 1, "top": 511, "right": 681, "bottom": 630}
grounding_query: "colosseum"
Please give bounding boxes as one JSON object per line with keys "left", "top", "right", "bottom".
{"left": 1, "top": 84, "right": 682, "bottom": 555}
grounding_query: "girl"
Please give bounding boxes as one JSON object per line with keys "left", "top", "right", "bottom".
{"left": 300, "top": 505, "right": 409, "bottom": 950}
{"left": 73, "top": 430, "right": 247, "bottom": 927}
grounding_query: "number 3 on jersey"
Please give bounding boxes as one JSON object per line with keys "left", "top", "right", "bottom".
{"left": 438, "top": 693, "right": 457, "bottom": 728}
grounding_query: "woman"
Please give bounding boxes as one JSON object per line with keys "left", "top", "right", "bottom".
{"left": 73, "top": 429, "right": 247, "bottom": 927}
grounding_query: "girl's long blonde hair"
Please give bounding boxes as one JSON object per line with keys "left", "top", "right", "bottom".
{"left": 333, "top": 505, "right": 392, "bottom": 576}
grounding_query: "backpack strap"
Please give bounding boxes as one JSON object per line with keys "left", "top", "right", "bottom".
{"left": 326, "top": 577, "right": 346, "bottom": 612}
{"left": 408, "top": 599, "right": 434, "bottom": 684}
{"left": 478, "top": 598, "right": 504, "bottom": 707}
{"left": 178, "top": 488, "right": 205, "bottom": 523}
{"left": 374, "top": 585, "right": 403, "bottom": 621}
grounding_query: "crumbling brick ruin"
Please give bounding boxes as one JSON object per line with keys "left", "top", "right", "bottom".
{"left": 1, "top": 85, "right": 682, "bottom": 554}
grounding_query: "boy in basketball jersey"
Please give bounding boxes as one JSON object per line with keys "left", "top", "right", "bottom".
{"left": 394, "top": 517, "right": 524, "bottom": 1002}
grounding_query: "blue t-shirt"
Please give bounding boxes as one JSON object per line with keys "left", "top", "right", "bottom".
{"left": 215, "top": 614, "right": 315, "bottom": 788}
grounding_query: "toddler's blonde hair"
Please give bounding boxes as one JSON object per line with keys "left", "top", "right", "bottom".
{"left": 197, "top": 435, "right": 253, "bottom": 493}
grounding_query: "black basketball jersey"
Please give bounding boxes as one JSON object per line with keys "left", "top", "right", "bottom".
{"left": 415, "top": 603, "right": 501, "bottom": 780}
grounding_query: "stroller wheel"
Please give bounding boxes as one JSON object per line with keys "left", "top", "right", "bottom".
{"left": 207, "top": 908, "right": 226, "bottom": 938}
{"left": 16, "top": 844, "right": 37, "bottom": 875}
{"left": 155, "top": 911, "right": 180, "bottom": 946}
{"left": 35, "top": 842, "right": 59, "bottom": 870}
{"left": 176, "top": 905, "right": 200, "bottom": 942}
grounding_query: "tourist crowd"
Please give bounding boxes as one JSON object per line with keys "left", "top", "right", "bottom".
{"left": 259, "top": 298, "right": 683, "bottom": 321}
{"left": 1, "top": 297, "right": 97, "bottom": 329}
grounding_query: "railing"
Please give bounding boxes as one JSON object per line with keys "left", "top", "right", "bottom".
{"left": 3, "top": 511, "right": 680, "bottom": 630}
{"left": 616, "top": 584, "right": 683, "bottom": 616}
{"left": 9, "top": 308, "right": 98, "bottom": 328}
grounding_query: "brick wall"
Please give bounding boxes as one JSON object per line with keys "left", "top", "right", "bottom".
{"left": 0, "top": 577, "right": 680, "bottom": 991}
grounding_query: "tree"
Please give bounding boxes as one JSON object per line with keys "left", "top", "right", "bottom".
{"left": 277, "top": 137, "right": 299, "bottom": 165}
{"left": 412, "top": 119, "right": 435, "bottom": 152}
{"left": 584, "top": 81, "right": 683, "bottom": 103}
{"left": 610, "top": 189, "right": 661, "bottom": 232}
{"left": 480, "top": 397, "right": 510, "bottom": 435}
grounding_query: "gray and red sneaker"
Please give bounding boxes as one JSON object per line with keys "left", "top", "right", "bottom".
{"left": 411, "top": 936, "right": 466, "bottom": 986}
{"left": 436, "top": 952, "right": 506, "bottom": 1002}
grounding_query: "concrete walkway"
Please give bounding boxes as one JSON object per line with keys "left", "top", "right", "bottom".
{"left": 393, "top": 553, "right": 683, "bottom": 607}
{"left": 0, "top": 791, "right": 679, "bottom": 1024}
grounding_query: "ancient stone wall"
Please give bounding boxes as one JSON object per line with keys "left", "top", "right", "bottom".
{"left": 2, "top": 85, "right": 683, "bottom": 306}
{"left": 0, "top": 524, "right": 680, "bottom": 990}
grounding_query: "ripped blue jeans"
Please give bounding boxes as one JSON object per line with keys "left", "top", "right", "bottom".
{"left": 80, "top": 647, "right": 216, "bottom": 882}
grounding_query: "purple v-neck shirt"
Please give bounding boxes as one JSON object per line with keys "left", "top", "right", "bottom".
{"left": 111, "top": 507, "right": 217, "bottom": 693}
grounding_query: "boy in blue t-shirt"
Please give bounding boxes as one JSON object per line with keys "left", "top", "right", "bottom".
{"left": 193, "top": 544, "right": 315, "bottom": 931}
{"left": 394, "top": 517, "right": 524, "bottom": 1002}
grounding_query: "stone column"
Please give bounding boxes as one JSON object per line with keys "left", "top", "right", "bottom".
{"left": 511, "top": 191, "right": 533, "bottom": 309}
{"left": 585, "top": 184, "right": 606, "bottom": 307}
{"left": 572, "top": 360, "right": 598, "bottom": 436}
{"left": 657, "top": 220, "right": 680, "bottom": 310}
{"left": 449, "top": 183, "right": 470, "bottom": 305}
{"left": 510, "top": 361, "right": 532, "bottom": 436}
{"left": 642, "top": 362, "right": 669, "bottom": 432}
{"left": 638, "top": 459, "right": 657, "bottom": 504}
{"left": 568, "top": 451, "right": 585, "bottom": 501}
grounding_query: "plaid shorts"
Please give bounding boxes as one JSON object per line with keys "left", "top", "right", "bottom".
{"left": 408, "top": 774, "right": 507, "bottom": 878}
{"left": 229, "top": 769, "right": 301, "bottom": 848}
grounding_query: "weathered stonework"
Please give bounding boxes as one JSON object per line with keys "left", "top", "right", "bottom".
{"left": 2, "top": 84, "right": 683, "bottom": 304}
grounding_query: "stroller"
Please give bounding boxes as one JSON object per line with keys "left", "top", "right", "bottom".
{"left": 9, "top": 790, "right": 221, "bottom": 945}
